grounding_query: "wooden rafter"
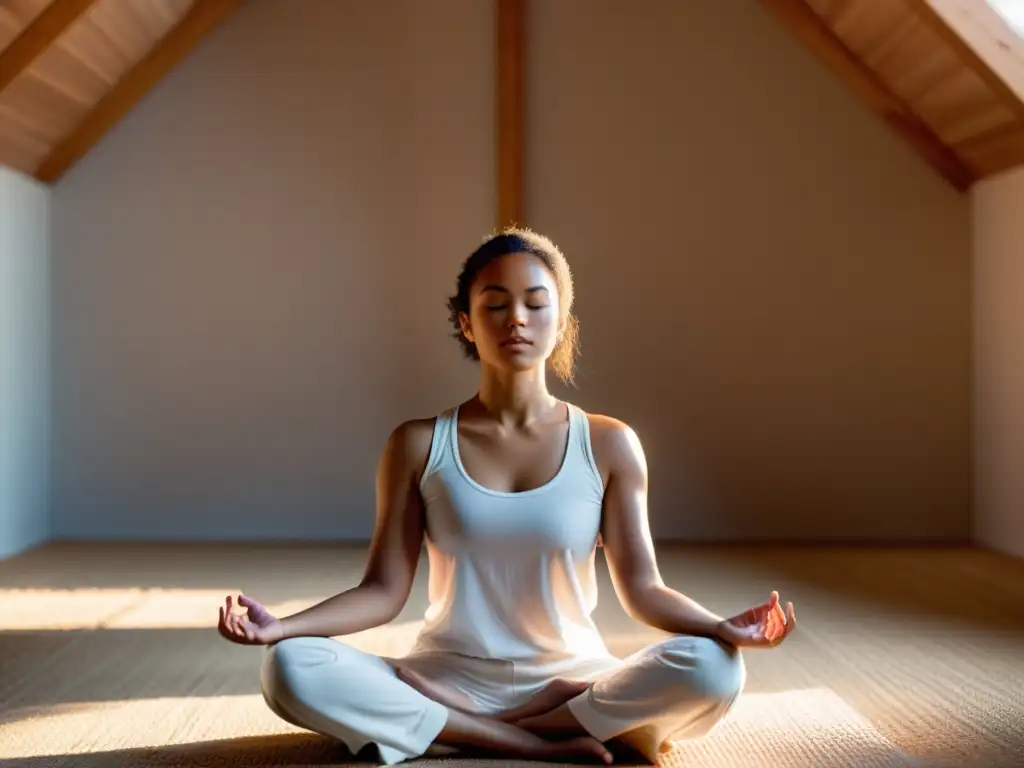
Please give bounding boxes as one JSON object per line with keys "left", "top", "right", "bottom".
{"left": 954, "top": 118, "right": 1024, "bottom": 176}
{"left": 0, "top": 0, "right": 99, "bottom": 94}
{"left": 758, "top": 0, "right": 975, "bottom": 192}
{"left": 908, "top": 0, "right": 1024, "bottom": 123}
{"left": 34, "top": 0, "right": 242, "bottom": 183}
{"left": 496, "top": 0, "right": 524, "bottom": 228}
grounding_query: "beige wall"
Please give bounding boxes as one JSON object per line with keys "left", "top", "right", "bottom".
{"left": 49, "top": 0, "right": 971, "bottom": 543}
{"left": 972, "top": 165, "right": 1024, "bottom": 560}
{"left": 528, "top": 1, "right": 971, "bottom": 540}
{"left": 50, "top": 0, "right": 492, "bottom": 541}
{"left": 0, "top": 167, "right": 50, "bottom": 558}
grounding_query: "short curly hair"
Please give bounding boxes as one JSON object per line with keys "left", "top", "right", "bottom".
{"left": 447, "top": 227, "right": 580, "bottom": 385}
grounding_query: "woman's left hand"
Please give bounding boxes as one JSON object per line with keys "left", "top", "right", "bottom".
{"left": 716, "top": 590, "right": 796, "bottom": 648}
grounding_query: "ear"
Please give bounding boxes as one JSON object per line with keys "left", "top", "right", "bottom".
{"left": 459, "top": 311, "right": 475, "bottom": 344}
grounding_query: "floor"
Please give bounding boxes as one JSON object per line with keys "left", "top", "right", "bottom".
{"left": 0, "top": 542, "right": 1022, "bottom": 767}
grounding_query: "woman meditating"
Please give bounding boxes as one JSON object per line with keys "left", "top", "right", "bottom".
{"left": 217, "top": 228, "right": 797, "bottom": 765}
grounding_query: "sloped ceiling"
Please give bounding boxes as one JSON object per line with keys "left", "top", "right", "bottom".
{"left": 761, "top": 0, "right": 1024, "bottom": 191}
{"left": 0, "top": 0, "right": 239, "bottom": 183}
{"left": 2, "top": 0, "right": 1023, "bottom": 190}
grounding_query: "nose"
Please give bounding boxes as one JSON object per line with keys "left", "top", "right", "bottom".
{"left": 508, "top": 302, "right": 527, "bottom": 326}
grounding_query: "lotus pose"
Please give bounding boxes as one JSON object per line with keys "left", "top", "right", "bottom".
{"left": 217, "top": 229, "right": 796, "bottom": 765}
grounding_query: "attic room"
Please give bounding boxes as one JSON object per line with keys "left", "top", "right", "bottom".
{"left": 1, "top": 0, "right": 1022, "bottom": 766}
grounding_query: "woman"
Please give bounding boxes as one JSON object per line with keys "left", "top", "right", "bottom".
{"left": 217, "top": 228, "right": 797, "bottom": 765}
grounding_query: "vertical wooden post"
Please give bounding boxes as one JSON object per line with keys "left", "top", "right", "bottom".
{"left": 496, "top": 0, "right": 525, "bottom": 228}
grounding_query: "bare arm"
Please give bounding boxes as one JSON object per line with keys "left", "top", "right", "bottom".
{"left": 274, "top": 418, "right": 433, "bottom": 640}
{"left": 591, "top": 415, "right": 726, "bottom": 640}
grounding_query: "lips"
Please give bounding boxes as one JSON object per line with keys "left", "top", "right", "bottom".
{"left": 501, "top": 337, "right": 532, "bottom": 346}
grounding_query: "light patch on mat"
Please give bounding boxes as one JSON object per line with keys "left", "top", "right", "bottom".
{"left": 0, "top": 695, "right": 301, "bottom": 761}
{"left": 0, "top": 689, "right": 918, "bottom": 767}
{"left": 658, "top": 687, "right": 919, "bottom": 767}
{"left": 0, "top": 588, "right": 342, "bottom": 630}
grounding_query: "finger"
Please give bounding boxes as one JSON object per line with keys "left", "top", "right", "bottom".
{"left": 769, "top": 604, "right": 794, "bottom": 645}
{"left": 772, "top": 601, "right": 789, "bottom": 640}
{"left": 769, "top": 590, "right": 779, "bottom": 609}
{"left": 752, "top": 593, "right": 776, "bottom": 613}
{"left": 219, "top": 614, "right": 238, "bottom": 643}
{"left": 766, "top": 609, "right": 781, "bottom": 643}
{"left": 221, "top": 608, "right": 237, "bottom": 637}
{"left": 774, "top": 603, "right": 789, "bottom": 640}
{"left": 783, "top": 602, "right": 797, "bottom": 636}
{"left": 745, "top": 599, "right": 773, "bottom": 622}
{"left": 238, "top": 594, "right": 254, "bottom": 619}
{"left": 239, "top": 593, "right": 267, "bottom": 620}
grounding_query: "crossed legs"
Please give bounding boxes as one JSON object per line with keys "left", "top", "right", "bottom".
{"left": 401, "top": 635, "right": 747, "bottom": 761}
{"left": 261, "top": 637, "right": 612, "bottom": 764}
{"left": 395, "top": 666, "right": 590, "bottom": 724}
{"left": 261, "top": 635, "right": 745, "bottom": 764}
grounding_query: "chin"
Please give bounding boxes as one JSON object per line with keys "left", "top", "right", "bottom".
{"left": 485, "top": 348, "right": 546, "bottom": 373}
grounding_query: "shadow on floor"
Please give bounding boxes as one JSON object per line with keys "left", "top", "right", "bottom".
{"left": 664, "top": 544, "right": 1024, "bottom": 635}
{"left": 11, "top": 732, "right": 658, "bottom": 768}
{"left": 9, "top": 734, "right": 933, "bottom": 768}
{"left": 10, "top": 733, "right": 367, "bottom": 767}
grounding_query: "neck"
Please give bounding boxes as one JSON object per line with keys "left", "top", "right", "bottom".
{"left": 475, "top": 365, "right": 556, "bottom": 425}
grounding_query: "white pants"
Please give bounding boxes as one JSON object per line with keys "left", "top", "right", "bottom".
{"left": 260, "top": 634, "right": 745, "bottom": 764}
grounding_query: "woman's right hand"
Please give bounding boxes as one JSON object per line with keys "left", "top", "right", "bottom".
{"left": 217, "top": 594, "right": 284, "bottom": 645}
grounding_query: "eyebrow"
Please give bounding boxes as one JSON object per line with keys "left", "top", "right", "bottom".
{"left": 480, "top": 285, "right": 550, "bottom": 294}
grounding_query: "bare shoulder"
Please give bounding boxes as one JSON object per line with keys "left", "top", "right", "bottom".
{"left": 389, "top": 416, "right": 436, "bottom": 451}
{"left": 383, "top": 416, "right": 438, "bottom": 478}
{"left": 582, "top": 410, "right": 648, "bottom": 480}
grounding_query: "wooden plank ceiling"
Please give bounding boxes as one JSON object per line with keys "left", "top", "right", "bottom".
{"left": 0, "top": 0, "right": 239, "bottom": 183}
{"left": 760, "top": 0, "right": 1024, "bottom": 191}
{"left": 2, "top": 0, "right": 1023, "bottom": 190}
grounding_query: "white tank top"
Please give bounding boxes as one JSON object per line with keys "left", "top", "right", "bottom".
{"left": 411, "top": 402, "right": 612, "bottom": 663}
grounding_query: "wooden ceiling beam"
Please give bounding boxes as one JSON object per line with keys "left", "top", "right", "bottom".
{"left": 954, "top": 120, "right": 1024, "bottom": 177}
{"left": 496, "top": 0, "right": 525, "bottom": 228}
{"left": 34, "top": 0, "right": 242, "bottom": 184}
{"left": 908, "top": 0, "right": 1024, "bottom": 123}
{"left": 759, "top": 0, "right": 975, "bottom": 192}
{"left": 0, "top": 0, "right": 99, "bottom": 94}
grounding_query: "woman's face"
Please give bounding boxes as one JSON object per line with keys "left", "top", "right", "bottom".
{"left": 461, "top": 252, "right": 562, "bottom": 374}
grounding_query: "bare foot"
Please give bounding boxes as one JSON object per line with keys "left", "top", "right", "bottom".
{"left": 395, "top": 666, "right": 479, "bottom": 714}
{"left": 546, "top": 735, "right": 614, "bottom": 764}
{"left": 497, "top": 678, "right": 592, "bottom": 722}
{"left": 437, "top": 707, "right": 612, "bottom": 764}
